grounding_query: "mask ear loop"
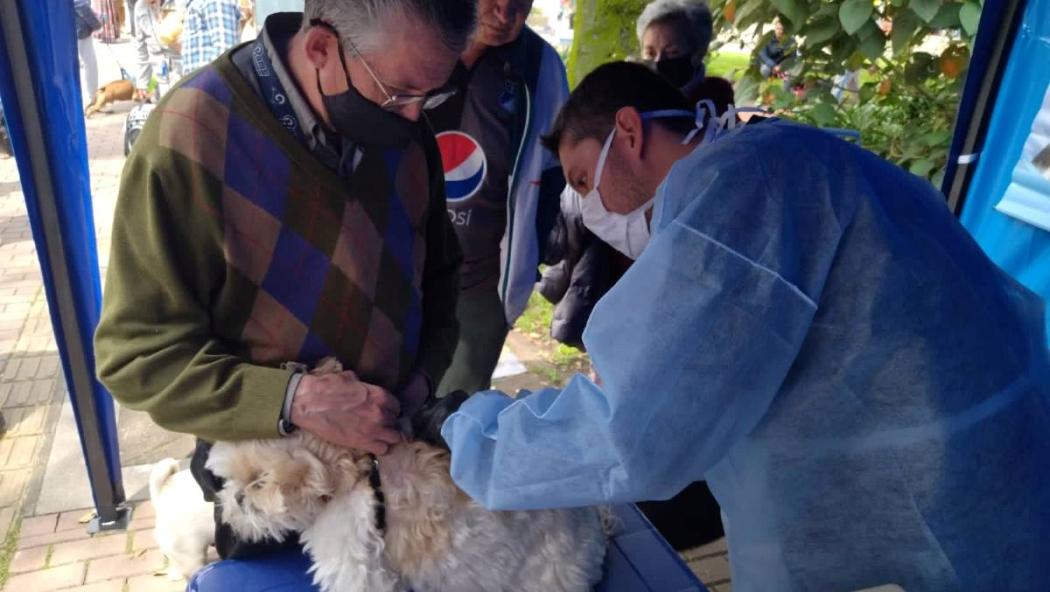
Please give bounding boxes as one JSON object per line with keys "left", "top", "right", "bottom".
{"left": 712, "top": 105, "right": 768, "bottom": 140}
{"left": 682, "top": 99, "right": 718, "bottom": 145}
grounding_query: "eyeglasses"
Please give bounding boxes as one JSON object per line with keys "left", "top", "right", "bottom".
{"left": 311, "top": 19, "right": 456, "bottom": 112}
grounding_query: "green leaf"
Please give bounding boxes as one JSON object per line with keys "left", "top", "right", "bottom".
{"left": 831, "top": 37, "right": 859, "bottom": 65}
{"left": 892, "top": 9, "right": 922, "bottom": 54}
{"left": 734, "top": 0, "right": 768, "bottom": 29}
{"left": 772, "top": 0, "right": 806, "bottom": 28}
{"left": 920, "top": 130, "right": 953, "bottom": 147}
{"left": 846, "top": 50, "right": 868, "bottom": 70}
{"left": 809, "top": 102, "right": 839, "bottom": 126}
{"left": 909, "top": 158, "right": 936, "bottom": 177}
{"left": 839, "top": 0, "right": 873, "bottom": 34}
{"left": 814, "top": 4, "right": 839, "bottom": 19}
{"left": 804, "top": 17, "right": 840, "bottom": 48}
{"left": 929, "top": 3, "right": 962, "bottom": 29}
{"left": 910, "top": 0, "right": 941, "bottom": 22}
{"left": 959, "top": 1, "right": 982, "bottom": 35}
{"left": 859, "top": 26, "right": 888, "bottom": 60}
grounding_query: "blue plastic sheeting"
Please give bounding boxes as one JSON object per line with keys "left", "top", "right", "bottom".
{"left": 960, "top": 0, "right": 1050, "bottom": 346}
{"left": 187, "top": 504, "right": 708, "bottom": 592}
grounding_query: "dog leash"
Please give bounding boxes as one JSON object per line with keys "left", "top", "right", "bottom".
{"left": 98, "top": 40, "right": 133, "bottom": 81}
{"left": 368, "top": 454, "right": 387, "bottom": 534}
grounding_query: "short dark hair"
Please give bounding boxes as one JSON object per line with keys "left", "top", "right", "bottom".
{"left": 542, "top": 62, "right": 694, "bottom": 154}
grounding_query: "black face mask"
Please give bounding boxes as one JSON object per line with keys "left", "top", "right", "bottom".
{"left": 649, "top": 55, "right": 697, "bottom": 89}
{"left": 316, "top": 51, "right": 417, "bottom": 148}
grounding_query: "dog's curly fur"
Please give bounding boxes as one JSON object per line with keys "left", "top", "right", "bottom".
{"left": 206, "top": 359, "right": 609, "bottom": 592}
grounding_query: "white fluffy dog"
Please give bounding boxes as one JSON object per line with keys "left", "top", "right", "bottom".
{"left": 206, "top": 359, "right": 609, "bottom": 592}
{"left": 149, "top": 459, "right": 216, "bottom": 579}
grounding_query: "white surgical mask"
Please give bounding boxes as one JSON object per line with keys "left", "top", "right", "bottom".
{"left": 580, "top": 102, "right": 766, "bottom": 259}
{"left": 581, "top": 128, "right": 655, "bottom": 260}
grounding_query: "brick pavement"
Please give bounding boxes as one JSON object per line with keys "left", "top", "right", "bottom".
{"left": 6, "top": 501, "right": 184, "bottom": 592}
{"left": 0, "top": 37, "right": 733, "bottom": 592}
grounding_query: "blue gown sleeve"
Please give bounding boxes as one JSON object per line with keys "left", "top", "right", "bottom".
{"left": 442, "top": 217, "right": 819, "bottom": 510}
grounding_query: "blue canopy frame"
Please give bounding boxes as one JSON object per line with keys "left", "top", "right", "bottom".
{"left": 0, "top": 1, "right": 127, "bottom": 529}
{"left": 0, "top": 0, "right": 1046, "bottom": 545}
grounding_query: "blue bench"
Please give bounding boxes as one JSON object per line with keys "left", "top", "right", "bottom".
{"left": 187, "top": 504, "right": 708, "bottom": 592}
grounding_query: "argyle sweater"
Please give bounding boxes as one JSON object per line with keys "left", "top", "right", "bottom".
{"left": 95, "top": 57, "right": 461, "bottom": 441}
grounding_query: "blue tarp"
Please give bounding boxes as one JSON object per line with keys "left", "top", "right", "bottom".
{"left": 960, "top": 0, "right": 1050, "bottom": 346}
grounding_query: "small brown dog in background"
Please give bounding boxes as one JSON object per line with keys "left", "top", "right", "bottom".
{"left": 84, "top": 79, "right": 135, "bottom": 118}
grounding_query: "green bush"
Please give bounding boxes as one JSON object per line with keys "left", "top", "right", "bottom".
{"left": 566, "top": 0, "right": 981, "bottom": 185}
{"left": 708, "top": 0, "right": 981, "bottom": 185}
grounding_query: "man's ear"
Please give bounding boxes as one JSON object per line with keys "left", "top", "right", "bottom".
{"left": 614, "top": 106, "right": 645, "bottom": 160}
{"left": 303, "top": 26, "right": 337, "bottom": 71}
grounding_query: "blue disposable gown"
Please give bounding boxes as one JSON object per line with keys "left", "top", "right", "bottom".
{"left": 441, "top": 120, "right": 1050, "bottom": 591}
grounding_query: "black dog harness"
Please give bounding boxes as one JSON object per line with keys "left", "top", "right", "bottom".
{"left": 368, "top": 454, "right": 387, "bottom": 534}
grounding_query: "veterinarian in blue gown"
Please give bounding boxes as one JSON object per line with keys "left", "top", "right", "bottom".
{"left": 441, "top": 63, "right": 1050, "bottom": 592}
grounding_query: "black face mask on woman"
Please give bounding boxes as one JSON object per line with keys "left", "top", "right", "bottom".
{"left": 645, "top": 55, "right": 697, "bottom": 89}
{"left": 316, "top": 50, "right": 417, "bottom": 148}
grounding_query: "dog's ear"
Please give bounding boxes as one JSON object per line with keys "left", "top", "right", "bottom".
{"left": 289, "top": 449, "right": 333, "bottom": 497}
{"left": 411, "top": 391, "right": 469, "bottom": 450}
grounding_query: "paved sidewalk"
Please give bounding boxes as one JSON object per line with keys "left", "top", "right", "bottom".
{"left": 0, "top": 38, "right": 732, "bottom": 592}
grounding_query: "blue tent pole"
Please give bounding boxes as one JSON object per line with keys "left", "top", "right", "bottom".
{"left": 0, "top": 2, "right": 128, "bottom": 530}
{"left": 942, "top": 0, "right": 1027, "bottom": 213}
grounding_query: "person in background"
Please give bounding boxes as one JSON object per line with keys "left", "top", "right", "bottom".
{"left": 93, "top": 0, "right": 122, "bottom": 43}
{"left": 428, "top": 0, "right": 569, "bottom": 397}
{"left": 133, "top": 0, "right": 183, "bottom": 100}
{"left": 181, "top": 0, "right": 244, "bottom": 73}
{"left": 75, "top": 0, "right": 102, "bottom": 107}
{"left": 442, "top": 61, "right": 1050, "bottom": 592}
{"left": 637, "top": 0, "right": 732, "bottom": 111}
{"left": 758, "top": 15, "right": 796, "bottom": 84}
{"left": 239, "top": 0, "right": 255, "bottom": 37}
{"left": 97, "top": 0, "right": 472, "bottom": 559}
{"left": 126, "top": 0, "right": 137, "bottom": 36}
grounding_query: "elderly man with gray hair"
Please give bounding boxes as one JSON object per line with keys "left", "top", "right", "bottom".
{"left": 96, "top": 0, "right": 475, "bottom": 558}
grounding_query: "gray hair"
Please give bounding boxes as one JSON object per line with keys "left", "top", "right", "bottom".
{"left": 635, "top": 0, "right": 713, "bottom": 63}
{"left": 303, "top": 0, "right": 477, "bottom": 55}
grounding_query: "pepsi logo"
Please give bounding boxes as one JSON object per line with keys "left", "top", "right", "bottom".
{"left": 437, "top": 131, "right": 487, "bottom": 202}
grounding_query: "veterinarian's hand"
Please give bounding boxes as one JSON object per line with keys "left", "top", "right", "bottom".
{"left": 291, "top": 371, "right": 403, "bottom": 455}
{"left": 134, "top": 89, "right": 150, "bottom": 102}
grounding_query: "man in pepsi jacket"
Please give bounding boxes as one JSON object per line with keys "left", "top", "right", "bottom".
{"left": 427, "top": 0, "right": 569, "bottom": 396}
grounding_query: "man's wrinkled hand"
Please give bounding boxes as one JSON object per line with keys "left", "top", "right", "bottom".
{"left": 290, "top": 370, "right": 402, "bottom": 455}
